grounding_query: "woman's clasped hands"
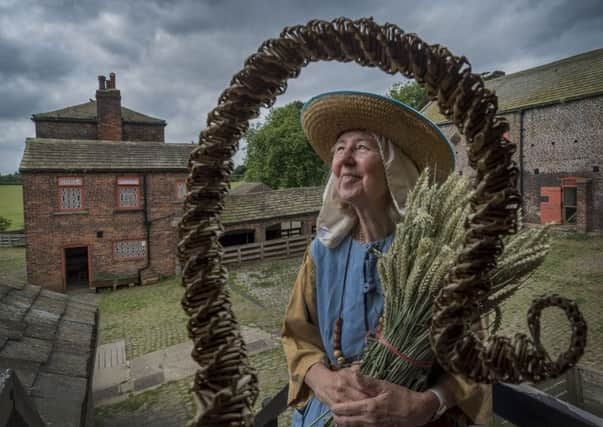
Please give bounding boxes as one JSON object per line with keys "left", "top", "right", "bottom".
{"left": 305, "top": 362, "right": 439, "bottom": 427}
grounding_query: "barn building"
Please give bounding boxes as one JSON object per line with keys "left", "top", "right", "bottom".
{"left": 422, "top": 48, "right": 603, "bottom": 233}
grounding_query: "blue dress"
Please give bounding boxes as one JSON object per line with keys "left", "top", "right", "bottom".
{"left": 292, "top": 234, "right": 395, "bottom": 427}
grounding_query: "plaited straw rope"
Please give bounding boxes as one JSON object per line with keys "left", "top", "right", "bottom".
{"left": 178, "top": 17, "right": 587, "bottom": 425}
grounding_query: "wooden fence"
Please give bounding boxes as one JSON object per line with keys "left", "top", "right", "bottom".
{"left": 223, "top": 234, "right": 312, "bottom": 265}
{"left": 0, "top": 232, "right": 25, "bottom": 247}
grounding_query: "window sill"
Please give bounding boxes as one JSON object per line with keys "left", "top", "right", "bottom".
{"left": 54, "top": 210, "right": 89, "bottom": 216}
{"left": 113, "top": 208, "right": 144, "bottom": 214}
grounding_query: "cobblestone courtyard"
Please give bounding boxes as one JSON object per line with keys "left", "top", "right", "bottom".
{"left": 1, "top": 233, "right": 601, "bottom": 425}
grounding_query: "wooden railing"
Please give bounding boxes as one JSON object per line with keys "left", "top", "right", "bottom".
{"left": 529, "top": 366, "right": 603, "bottom": 419}
{"left": 255, "top": 367, "right": 603, "bottom": 427}
{"left": 223, "top": 235, "right": 312, "bottom": 265}
{"left": 0, "top": 232, "right": 25, "bottom": 247}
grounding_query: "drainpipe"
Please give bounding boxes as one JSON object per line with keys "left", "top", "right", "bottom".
{"left": 138, "top": 174, "right": 151, "bottom": 285}
{"left": 519, "top": 109, "right": 525, "bottom": 209}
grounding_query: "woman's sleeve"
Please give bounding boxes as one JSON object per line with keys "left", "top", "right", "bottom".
{"left": 282, "top": 246, "right": 326, "bottom": 409}
{"left": 437, "top": 372, "right": 492, "bottom": 425}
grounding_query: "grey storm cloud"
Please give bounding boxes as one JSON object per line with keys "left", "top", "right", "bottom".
{"left": 0, "top": 0, "right": 602, "bottom": 173}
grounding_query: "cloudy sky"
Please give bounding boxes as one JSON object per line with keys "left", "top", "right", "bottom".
{"left": 1, "top": 0, "right": 602, "bottom": 174}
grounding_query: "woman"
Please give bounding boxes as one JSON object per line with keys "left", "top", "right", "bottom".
{"left": 282, "top": 91, "right": 491, "bottom": 426}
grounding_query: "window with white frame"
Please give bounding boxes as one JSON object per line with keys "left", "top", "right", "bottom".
{"left": 117, "top": 177, "right": 141, "bottom": 209}
{"left": 58, "top": 177, "right": 83, "bottom": 210}
{"left": 114, "top": 240, "right": 146, "bottom": 259}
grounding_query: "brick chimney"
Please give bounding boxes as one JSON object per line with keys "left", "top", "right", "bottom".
{"left": 96, "top": 73, "right": 122, "bottom": 140}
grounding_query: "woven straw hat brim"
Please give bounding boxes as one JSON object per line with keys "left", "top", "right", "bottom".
{"left": 301, "top": 91, "right": 454, "bottom": 183}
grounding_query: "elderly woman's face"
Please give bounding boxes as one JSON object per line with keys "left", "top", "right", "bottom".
{"left": 331, "top": 130, "right": 389, "bottom": 209}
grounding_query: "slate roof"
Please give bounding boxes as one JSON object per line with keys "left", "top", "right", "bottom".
{"left": 20, "top": 138, "right": 196, "bottom": 172}
{"left": 229, "top": 182, "right": 273, "bottom": 195}
{"left": 32, "top": 100, "right": 166, "bottom": 125}
{"left": 222, "top": 187, "right": 323, "bottom": 225}
{"left": 0, "top": 280, "right": 98, "bottom": 426}
{"left": 422, "top": 48, "right": 603, "bottom": 124}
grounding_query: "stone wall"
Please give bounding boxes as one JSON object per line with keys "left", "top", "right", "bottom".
{"left": 521, "top": 96, "right": 603, "bottom": 230}
{"left": 437, "top": 95, "right": 603, "bottom": 231}
{"left": 23, "top": 171, "right": 187, "bottom": 292}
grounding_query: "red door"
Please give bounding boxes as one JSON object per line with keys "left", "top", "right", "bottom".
{"left": 540, "top": 187, "right": 562, "bottom": 224}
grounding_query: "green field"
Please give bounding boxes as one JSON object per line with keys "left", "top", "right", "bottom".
{"left": 0, "top": 185, "right": 23, "bottom": 230}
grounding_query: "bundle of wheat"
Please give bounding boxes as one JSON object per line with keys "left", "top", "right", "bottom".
{"left": 360, "top": 169, "right": 551, "bottom": 390}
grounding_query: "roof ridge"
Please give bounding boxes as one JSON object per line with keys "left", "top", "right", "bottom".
{"left": 32, "top": 100, "right": 95, "bottom": 118}
{"left": 32, "top": 100, "right": 166, "bottom": 124}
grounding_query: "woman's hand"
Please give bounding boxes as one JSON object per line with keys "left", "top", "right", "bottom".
{"left": 304, "top": 363, "right": 376, "bottom": 408}
{"left": 330, "top": 376, "right": 439, "bottom": 427}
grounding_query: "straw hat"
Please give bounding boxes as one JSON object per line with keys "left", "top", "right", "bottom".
{"left": 301, "top": 91, "right": 455, "bottom": 182}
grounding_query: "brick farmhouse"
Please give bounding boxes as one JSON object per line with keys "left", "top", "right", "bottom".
{"left": 423, "top": 48, "right": 603, "bottom": 233}
{"left": 20, "top": 74, "right": 195, "bottom": 292}
{"left": 18, "top": 73, "right": 323, "bottom": 292}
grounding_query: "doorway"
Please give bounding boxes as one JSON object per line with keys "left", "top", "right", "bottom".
{"left": 562, "top": 186, "right": 577, "bottom": 224}
{"left": 64, "top": 246, "right": 89, "bottom": 289}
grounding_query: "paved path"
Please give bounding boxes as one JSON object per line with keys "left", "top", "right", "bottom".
{"left": 93, "top": 325, "right": 277, "bottom": 403}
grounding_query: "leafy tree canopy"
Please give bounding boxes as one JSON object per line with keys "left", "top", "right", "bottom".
{"left": 0, "top": 172, "right": 22, "bottom": 185}
{"left": 244, "top": 101, "right": 329, "bottom": 188}
{"left": 387, "top": 81, "right": 429, "bottom": 111}
{"left": 232, "top": 164, "right": 246, "bottom": 181}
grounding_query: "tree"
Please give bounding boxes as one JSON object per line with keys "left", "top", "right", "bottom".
{"left": 244, "top": 101, "right": 329, "bottom": 188}
{"left": 0, "top": 216, "right": 10, "bottom": 231}
{"left": 0, "top": 172, "right": 22, "bottom": 185}
{"left": 387, "top": 81, "right": 429, "bottom": 111}
{"left": 232, "top": 164, "right": 246, "bottom": 181}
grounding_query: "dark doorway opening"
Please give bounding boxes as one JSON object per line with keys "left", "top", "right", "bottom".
{"left": 266, "top": 224, "right": 282, "bottom": 241}
{"left": 64, "top": 247, "right": 89, "bottom": 288}
{"left": 563, "top": 186, "right": 577, "bottom": 224}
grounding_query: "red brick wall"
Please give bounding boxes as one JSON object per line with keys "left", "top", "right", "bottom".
{"left": 123, "top": 123, "right": 165, "bottom": 142}
{"left": 34, "top": 119, "right": 165, "bottom": 142}
{"left": 23, "top": 171, "right": 188, "bottom": 292}
{"left": 145, "top": 173, "right": 188, "bottom": 277}
{"left": 96, "top": 89, "right": 122, "bottom": 141}
{"left": 35, "top": 121, "right": 98, "bottom": 139}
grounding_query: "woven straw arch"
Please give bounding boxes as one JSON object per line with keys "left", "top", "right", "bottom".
{"left": 177, "top": 17, "right": 587, "bottom": 426}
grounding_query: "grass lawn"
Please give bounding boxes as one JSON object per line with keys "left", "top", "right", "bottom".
{"left": 0, "top": 247, "right": 26, "bottom": 283}
{"left": 498, "top": 234, "right": 603, "bottom": 369}
{"left": 0, "top": 185, "right": 23, "bottom": 230}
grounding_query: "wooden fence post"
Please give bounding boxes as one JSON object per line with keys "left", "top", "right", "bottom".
{"left": 566, "top": 367, "right": 583, "bottom": 406}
